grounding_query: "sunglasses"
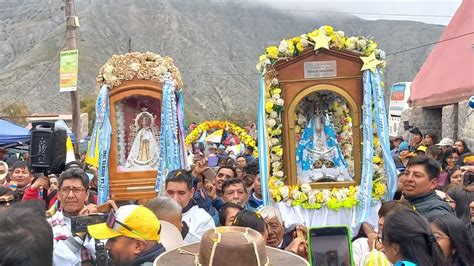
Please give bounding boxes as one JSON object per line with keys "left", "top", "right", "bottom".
{"left": 106, "top": 210, "right": 146, "bottom": 239}
{"left": 0, "top": 200, "right": 13, "bottom": 206}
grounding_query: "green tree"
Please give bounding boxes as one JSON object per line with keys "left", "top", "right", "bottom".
{"left": 80, "top": 96, "right": 97, "bottom": 133}
{"left": 1, "top": 102, "right": 30, "bottom": 126}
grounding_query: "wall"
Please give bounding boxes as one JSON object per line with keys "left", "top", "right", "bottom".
{"left": 442, "top": 104, "right": 458, "bottom": 140}
{"left": 457, "top": 100, "right": 474, "bottom": 149}
{"left": 397, "top": 107, "right": 442, "bottom": 141}
{"left": 398, "top": 100, "right": 474, "bottom": 149}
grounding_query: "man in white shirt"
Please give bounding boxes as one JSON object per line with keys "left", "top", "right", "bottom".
{"left": 47, "top": 168, "right": 101, "bottom": 265}
{"left": 165, "top": 169, "right": 215, "bottom": 243}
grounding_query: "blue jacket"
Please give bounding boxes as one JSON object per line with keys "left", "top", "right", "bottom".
{"left": 247, "top": 189, "right": 263, "bottom": 209}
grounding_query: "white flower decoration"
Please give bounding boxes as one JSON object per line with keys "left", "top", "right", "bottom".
{"left": 301, "top": 183, "right": 312, "bottom": 194}
{"left": 275, "top": 171, "right": 284, "bottom": 178}
{"left": 297, "top": 114, "right": 307, "bottom": 125}
{"left": 266, "top": 119, "right": 276, "bottom": 127}
{"left": 278, "top": 186, "right": 289, "bottom": 199}
{"left": 357, "top": 39, "right": 367, "bottom": 49}
{"left": 308, "top": 194, "right": 316, "bottom": 205}
{"left": 270, "top": 111, "right": 278, "bottom": 118}
{"left": 292, "top": 191, "right": 301, "bottom": 200}
{"left": 336, "top": 30, "right": 345, "bottom": 38}
{"left": 278, "top": 40, "right": 288, "bottom": 53}
{"left": 276, "top": 99, "right": 284, "bottom": 106}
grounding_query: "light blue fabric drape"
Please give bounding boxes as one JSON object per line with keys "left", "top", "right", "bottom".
{"left": 258, "top": 77, "right": 271, "bottom": 206}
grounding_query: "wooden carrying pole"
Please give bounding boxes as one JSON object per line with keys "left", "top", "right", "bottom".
{"left": 65, "top": 0, "right": 81, "bottom": 152}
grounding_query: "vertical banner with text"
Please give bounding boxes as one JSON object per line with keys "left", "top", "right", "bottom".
{"left": 59, "top": 49, "right": 79, "bottom": 92}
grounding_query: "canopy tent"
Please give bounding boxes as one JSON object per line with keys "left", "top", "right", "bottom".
{"left": 409, "top": 0, "right": 474, "bottom": 107}
{"left": 0, "top": 118, "right": 30, "bottom": 147}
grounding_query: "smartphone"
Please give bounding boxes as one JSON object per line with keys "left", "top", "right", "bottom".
{"left": 207, "top": 156, "right": 218, "bottom": 167}
{"left": 71, "top": 214, "right": 108, "bottom": 234}
{"left": 308, "top": 226, "right": 353, "bottom": 266}
{"left": 202, "top": 168, "right": 216, "bottom": 181}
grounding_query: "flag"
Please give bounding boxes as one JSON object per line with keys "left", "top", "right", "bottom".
{"left": 205, "top": 129, "right": 224, "bottom": 143}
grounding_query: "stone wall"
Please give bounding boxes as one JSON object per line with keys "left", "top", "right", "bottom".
{"left": 398, "top": 100, "right": 474, "bottom": 148}
{"left": 398, "top": 107, "right": 442, "bottom": 140}
{"left": 442, "top": 104, "right": 458, "bottom": 140}
{"left": 457, "top": 100, "right": 474, "bottom": 149}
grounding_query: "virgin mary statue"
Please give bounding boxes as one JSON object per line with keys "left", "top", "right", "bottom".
{"left": 296, "top": 108, "right": 352, "bottom": 183}
{"left": 125, "top": 110, "right": 160, "bottom": 169}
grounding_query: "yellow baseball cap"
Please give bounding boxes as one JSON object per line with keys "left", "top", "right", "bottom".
{"left": 88, "top": 205, "right": 160, "bottom": 242}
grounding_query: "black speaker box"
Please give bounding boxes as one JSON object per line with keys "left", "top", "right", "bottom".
{"left": 29, "top": 122, "right": 68, "bottom": 174}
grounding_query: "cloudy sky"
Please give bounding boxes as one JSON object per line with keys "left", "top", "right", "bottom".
{"left": 244, "top": 0, "right": 463, "bottom": 25}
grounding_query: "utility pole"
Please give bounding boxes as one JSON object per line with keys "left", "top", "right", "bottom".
{"left": 64, "top": 0, "right": 81, "bottom": 152}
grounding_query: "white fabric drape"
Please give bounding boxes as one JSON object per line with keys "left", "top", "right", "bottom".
{"left": 275, "top": 202, "right": 381, "bottom": 236}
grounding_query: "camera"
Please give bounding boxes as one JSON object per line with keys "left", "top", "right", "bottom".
{"left": 94, "top": 241, "right": 109, "bottom": 266}
{"left": 463, "top": 171, "right": 474, "bottom": 186}
{"left": 71, "top": 214, "right": 108, "bottom": 234}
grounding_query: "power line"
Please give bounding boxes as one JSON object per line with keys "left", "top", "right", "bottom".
{"left": 386, "top": 31, "right": 474, "bottom": 56}
{"left": 182, "top": 31, "right": 473, "bottom": 75}
{"left": 181, "top": 72, "right": 259, "bottom": 76}
{"left": 13, "top": 38, "right": 67, "bottom": 102}
{"left": 91, "top": 3, "right": 453, "bottom": 24}
{"left": 269, "top": 7, "right": 453, "bottom": 18}
{"left": 0, "top": 3, "right": 48, "bottom": 12}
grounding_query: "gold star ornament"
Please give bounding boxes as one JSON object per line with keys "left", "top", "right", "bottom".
{"left": 313, "top": 34, "right": 332, "bottom": 50}
{"left": 360, "top": 52, "right": 383, "bottom": 73}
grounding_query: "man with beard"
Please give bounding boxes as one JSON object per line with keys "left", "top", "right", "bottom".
{"left": 88, "top": 205, "right": 165, "bottom": 266}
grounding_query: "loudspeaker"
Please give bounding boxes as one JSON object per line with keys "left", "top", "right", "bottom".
{"left": 29, "top": 122, "right": 68, "bottom": 174}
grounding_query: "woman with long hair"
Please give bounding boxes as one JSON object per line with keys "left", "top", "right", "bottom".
{"left": 423, "top": 131, "right": 438, "bottom": 147}
{"left": 447, "top": 187, "right": 474, "bottom": 225}
{"left": 444, "top": 167, "right": 465, "bottom": 189}
{"left": 454, "top": 140, "right": 470, "bottom": 155}
{"left": 438, "top": 148, "right": 461, "bottom": 188}
{"left": 429, "top": 214, "right": 474, "bottom": 266}
{"left": 382, "top": 208, "right": 448, "bottom": 266}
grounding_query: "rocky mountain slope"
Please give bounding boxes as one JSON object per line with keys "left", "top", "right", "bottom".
{"left": 0, "top": 0, "right": 444, "bottom": 123}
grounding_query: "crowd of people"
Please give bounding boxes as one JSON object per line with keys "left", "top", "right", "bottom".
{"left": 0, "top": 125, "right": 474, "bottom": 266}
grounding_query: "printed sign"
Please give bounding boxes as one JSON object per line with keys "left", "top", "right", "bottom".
{"left": 304, "top": 61, "right": 337, "bottom": 79}
{"left": 60, "top": 49, "right": 79, "bottom": 92}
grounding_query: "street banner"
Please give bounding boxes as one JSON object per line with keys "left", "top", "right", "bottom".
{"left": 60, "top": 49, "right": 78, "bottom": 92}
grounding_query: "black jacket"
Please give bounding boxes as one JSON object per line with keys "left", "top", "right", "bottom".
{"left": 407, "top": 191, "right": 454, "bottom": 219}
{"left": 130, "top": 243, "right": 166, "bottom": 266}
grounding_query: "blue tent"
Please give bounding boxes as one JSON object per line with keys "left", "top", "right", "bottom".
{"left": 0, "top": 118, "right": 30, "bottom": 146}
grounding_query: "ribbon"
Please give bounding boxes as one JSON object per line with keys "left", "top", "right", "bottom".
{"left": 371, "top": 69, "right": 398, "bottom": 200}
{"left": 177, "top": 89, "right": 190, "bottom": 171}
{"left": 258, "top": 77, "right": 271, "bottom": 206}
{"left": 156, "top": 77, "right": 182, "bottom": 192}
{"left": 357, "top": 70, "right": 374, "bottom": 224}
{"left": 94, "top": 84, "right": 112, "bottom": 204}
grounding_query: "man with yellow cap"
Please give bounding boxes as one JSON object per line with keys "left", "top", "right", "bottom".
{"left": 88, "top": 205, "right": 165, "bottom": 266}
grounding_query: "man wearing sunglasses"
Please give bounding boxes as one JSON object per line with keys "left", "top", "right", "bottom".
{"left": 88, "top": 205, "right": 165, "bottom": 266}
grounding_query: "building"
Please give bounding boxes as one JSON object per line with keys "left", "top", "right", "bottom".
{"left": 399, "top": 0, "right": 474, "bottom": 147}
{"left": 26, "top": 112, "right": 89, "bottom": 140}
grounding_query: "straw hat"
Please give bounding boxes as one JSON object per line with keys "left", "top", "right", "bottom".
{"left": 154, "top": 226, "right": 309, "bottom": 266}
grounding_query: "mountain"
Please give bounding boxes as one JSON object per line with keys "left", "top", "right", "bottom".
{"left": 0, "top": 0, "right": 445, "bottom": 124}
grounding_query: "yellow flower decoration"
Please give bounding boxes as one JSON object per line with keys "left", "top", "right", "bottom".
{"left": 185, "top": 120, "right": 258, "bottom": 157}
{"left": 266, "top": 46, "right": 279, "bottom": 59}
{"left": 373, "top": 156, "right": 382, "bottom": 164}
{"left": 257, "top": 25, "right": 388, "bottom": 210}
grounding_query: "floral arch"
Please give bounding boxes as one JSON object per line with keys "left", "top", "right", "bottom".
{"left": 185, "top": 120, "right": 258, "bottom": 157}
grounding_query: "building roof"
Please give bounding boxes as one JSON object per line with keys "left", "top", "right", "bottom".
{"left": 409, "top": 0, "right": 474, "bottom": 107}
